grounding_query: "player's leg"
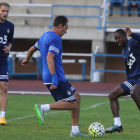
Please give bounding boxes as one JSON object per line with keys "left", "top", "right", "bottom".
{"left": 109, "top": 85, "right": 125, "bottom": 117}
{"left": 71, "top": 91, "right": 80, "bottom": 126}
{"left": 34, "top": 82, "right": 88, "bottom": 137}
{"left": 0, "top": 82, "right": 8, "bottom": 112}
{"left": 69, "top": 91, "right": 88, "bottom": 137}
{"left": 34, "top": 97, "right": 77, "bottom": 125}
{"left": 49, "top": 100, "right": 77, "bottom": 110}
{"left": 0, "top": 61, "right": 9, "bottom": 125}
{"left": 34, "top": 101, "right": 77, "bottom": 125}
{"left": 105, "top": 85, "right": 125, "bottom": 133}
{"left": 130, "top": 83, "right": 140, "bottom": 110}
{"left": 106, "top": 79, "right": 137, "bottom": 133}
{"left": 49, "top": 91, "right": 87, "bottom": 137}
{"left": 34, "top": 82, "right": 77, "bottom": 125}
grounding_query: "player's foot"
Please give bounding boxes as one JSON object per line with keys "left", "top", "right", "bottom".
{"left": 0, "top": 117, "right": 6, "bottom": 125}
{"left": 105, "top": 125, "right": 123, "bottom": 134}
{"left": 34, "top": 104, "right": 44, "bottom": 125}
{"left": 70, "top": 131, "right": 89, "bottom": 137}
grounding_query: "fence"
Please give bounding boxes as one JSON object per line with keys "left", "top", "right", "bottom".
{"left": 9, "top": 2, "right": 140, "bottom": 31}
{"left": 91, "top": 53, "right": 125, "bottom": 82}
{"left": 105, "top": 0, "right": 140, "bottom": 32}
{"left": 8, "top": 52, "right": 92, "bottom": 81}
{"left": 8, "top": 52, "right": 127, "bottom": 82}
{"left": 9, "top": 3, "right": 103, "bottom": 29}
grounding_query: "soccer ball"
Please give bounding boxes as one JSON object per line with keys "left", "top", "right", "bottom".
{"left": 88, "top": 122, "right": 105, "bottom": 138}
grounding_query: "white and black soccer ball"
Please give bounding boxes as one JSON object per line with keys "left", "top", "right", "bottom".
{"left": 88, "top": 122, "right": 105, "bottom": 138}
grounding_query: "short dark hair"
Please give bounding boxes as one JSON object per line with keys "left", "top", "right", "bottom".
{"left": 0, "top": 2, "right": 10, "bottom": 8}
{"left": 53, "top": 15, "right": 68, "bottom": 27}
{"left": 114, "top": 29, "right": 126, "bottom": 36}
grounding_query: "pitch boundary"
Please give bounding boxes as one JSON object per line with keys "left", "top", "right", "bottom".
{"left": 8, "top": 90, "right": 131, "bottom": 97}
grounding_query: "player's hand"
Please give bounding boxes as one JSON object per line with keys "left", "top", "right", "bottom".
{"left": 21, "top": 59, "right": 28, "bottom": 66}
{"left": 51, "top": 73, "right": 58, "bottom": 90}
{"left": 50, "top": 84, "right": 57, "bottom": 90}
{"left": 124, "top": 27, "right": 132, "bottom": 36}
{"left": 3, "top": 46, "right": 10, "bottom": 53}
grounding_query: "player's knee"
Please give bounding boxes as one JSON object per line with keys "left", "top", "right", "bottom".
{"left": 1, "top": 85, "right": 8, "bottom": 94}
{"left": 74, "top": 92, "right": 81, "bottom": 104}
{"left": 70, "top": 101, "right": 77, "bottom": 110}
{"left": 130, "top": 90, "right": 138, "bottom": 97}
{"left": 109, "top": 92, "right": 116, "bottom": 100}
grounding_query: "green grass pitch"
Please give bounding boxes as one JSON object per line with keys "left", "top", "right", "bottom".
{"left": 1, "top": 95, "right": 140, "bottom": 140}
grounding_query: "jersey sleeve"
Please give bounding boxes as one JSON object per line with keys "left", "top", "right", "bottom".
{"left": 48, "top": 37, "right": 61, "bottom": 56}
{"left": 130, "top": 33, "right": 140, "bottom": 42}
{"left": 7, "top": 24, "right": 14, "bottom": 45}
{"left": 34, "top": 39, "right": 40, "bottom": 50}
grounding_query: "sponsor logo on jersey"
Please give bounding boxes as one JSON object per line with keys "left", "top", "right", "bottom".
{"left": 7, "top": 29, "right": 10, "bottom": 33}
{"left": 67, "top": 90, "right": 71, "bottom": 96}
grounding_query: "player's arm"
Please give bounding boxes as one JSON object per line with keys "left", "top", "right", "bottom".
{"left": 21, "top": 46, "right": 37, "bottom": 66}
{"left": 3, "top": 24, "right": 14, "bottom": 53}
{"left": 125, "top": 27, "right": 140, "bottom": 42}
{"left": 47, "top": 52, "right": 58, "bottom": 89}
{"left": 3, "top": 43, "right": 12, "bottom": 53}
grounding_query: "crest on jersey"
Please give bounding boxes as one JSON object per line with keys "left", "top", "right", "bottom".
{"left": 7, "top": 29, "right": 10, "bottom": 33}
{"left": 128, "top": 46, "right": 130, "bottom": 51}
{"left": 67, "top": 90, "right": 71, "bottom": 96}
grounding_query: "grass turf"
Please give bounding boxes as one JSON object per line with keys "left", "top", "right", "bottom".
{"left": 0, "top": 95, "right": 139, "bottom": 140}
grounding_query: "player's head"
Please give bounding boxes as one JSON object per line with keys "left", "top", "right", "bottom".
{"left": 0, "top": 2, "right": 10, "bottom": 22}
{"left": 53, "top": 15, "right": 68, "bottom": 37}
{"left": 114, "top": 29, "right": 127, "bottom": 47}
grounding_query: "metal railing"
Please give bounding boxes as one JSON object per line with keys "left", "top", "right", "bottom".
{"left": 91, "top": 53, "right": 125, "bottom": 82}
{"left": 105, "top": 0, "right": 140, "bottom": 32}
{"left": 8, "top": 52, "right": 92, "bottom": 81}
{"left": 49, "top": 5, "right": 103, "bottom": 29}
{"left": 9, "top": 3, "right": 103, "bottom": 29}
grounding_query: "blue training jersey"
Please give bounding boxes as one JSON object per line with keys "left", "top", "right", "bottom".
{"left": 0, "top": 20, "right": 14, "bottom": 60}
{"left": 122, "top": 33, "right": 140, "bottom": 80}
{"left": 34, "top": 31, "right": 66, "bottom": 84}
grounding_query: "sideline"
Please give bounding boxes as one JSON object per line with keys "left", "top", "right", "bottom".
{"left": 8, "top": 91, "right": 107, "bottom": 96}
{"left": 7, "top": 98, "right": 132, "bottom": 122}
{"left": 8, "top": 90, "right": 131, "bottom": 97}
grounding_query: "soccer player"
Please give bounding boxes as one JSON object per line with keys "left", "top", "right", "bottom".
{"left": 0, "top": 2, "right": 14, "bottom": 125}
{"left": 21, "top": 15, "right": 88, "bottom": 137}
{"left": 105, "top": 27, "right": 140, "bottom": 133}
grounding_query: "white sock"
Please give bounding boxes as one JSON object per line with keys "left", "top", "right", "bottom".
{"left": 41, "top": 104, "right": 50, "bottom": 112}
{"left": 114, "top": 117, "right": 121, "bottom": 126}
{"left": 1, "top": 111, "right": 6, "bottom": 118}
{"left": 72, "top": 126, "right": 79, "bottom": 133}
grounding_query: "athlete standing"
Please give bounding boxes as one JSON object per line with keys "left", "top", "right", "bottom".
{"left": 105, "top": 27, "right": 140, "bottom": 133}
{"left": 21, "top": 15, "right": 88, "bottom": 137}
{"left": 0, "top": 2, "right": 14, "bottom": 125}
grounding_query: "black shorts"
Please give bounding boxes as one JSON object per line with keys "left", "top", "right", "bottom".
{"left": 46, "top": 81, "right": 76, "bottom": 102}
{"left": 0, "top": 60, "right": 8, "bottom": 82}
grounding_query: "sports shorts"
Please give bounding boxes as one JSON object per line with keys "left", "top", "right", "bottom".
{"left": 120, "top": 79, "right": 140, "bottom": 95}
{"left": 46, "top": 81, "right": 76, "bottom": 102}
{"left": 0, "top": 60, "right": 8, "bottom": 82}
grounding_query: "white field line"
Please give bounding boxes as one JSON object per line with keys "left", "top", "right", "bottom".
{"left": 8, "top": 91, "right": 108, "bottom": 96}
{"left": 8, "top": 90, "right": 131, "bottom": 97}
{"left": 7, "top": 98, "right": 132, "bottom": 122}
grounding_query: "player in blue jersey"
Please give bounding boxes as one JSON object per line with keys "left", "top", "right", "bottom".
{"left": 21, "top": 15, "right": 88, "bottom": 137}
{"left": 105, "top": 27, "right": 140, "bottom": 133}
{"left": 0, "top": 2, "right": 14, "bottom": 125}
